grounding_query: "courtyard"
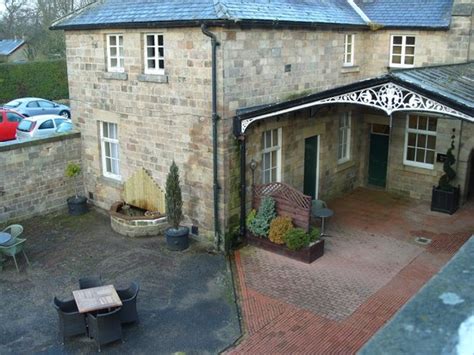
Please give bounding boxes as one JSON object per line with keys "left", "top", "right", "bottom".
{"left": 0, "top": 210, "right": 240, "bottom": 354}
{"left": 0, "top": 188, "right": 473, "bottom": 354}
{"left": 229, "top": 188, "right": 474, "bottom": 353}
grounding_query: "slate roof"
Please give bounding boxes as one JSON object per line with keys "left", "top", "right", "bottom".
{"left": 391, "top": 62, "right": 474, "bottom": 111}
{"left": 356, "top": 0, "right": 454, "bottom": 28}
{"left": 0, "top": 39, "right": 25, "bottom": 56}
{"left": 51, "top": 0, "right": 368, "bottom": 30}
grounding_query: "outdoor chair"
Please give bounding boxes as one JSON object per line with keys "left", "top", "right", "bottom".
{"left": 1, "top": 224, "right": 23, "bottom": 241}
{"left": 79, "top": 276, "right": 103, "bottom": 289}
{"left": 0, "top": 238, "right": 30, "bottom": 272}
{"left": 116, "top": 282, "right": 140, "bottom": 324}
{"left": 53, "top": 297, "right": 88, "bottom": 344}
{"left": 87, "top": 307, "right": 123, "bottom": 352}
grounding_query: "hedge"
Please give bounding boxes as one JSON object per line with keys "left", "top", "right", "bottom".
{"left": 0, "top": 59, "right": 69, "bottom": 103}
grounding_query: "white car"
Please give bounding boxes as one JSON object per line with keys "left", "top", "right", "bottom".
{"left": 16, "top": 115, "right": 73, "bottom": 140}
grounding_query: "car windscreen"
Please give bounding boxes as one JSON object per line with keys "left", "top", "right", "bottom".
{"left": 4, "top": 100, "right": 22, "bottom": 108}
{"left": 17, "top": 120, "right": 34, "bottom": 132}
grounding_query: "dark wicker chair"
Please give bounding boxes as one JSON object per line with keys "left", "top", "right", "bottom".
{"left": 87, "top": 307, "right": 123, "bottom": 352}
{"left": 78, "top": 276, "right": 103, "bottom": 289}
{"left": 53, "top": 297, "right": 88, "bottom": 344}
{"left": 116, "top": 282, "right": 140, "bottom": 324}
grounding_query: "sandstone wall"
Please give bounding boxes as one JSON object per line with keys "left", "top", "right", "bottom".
{"left": 0, "top": 133, "right": 83, "bottom": 222}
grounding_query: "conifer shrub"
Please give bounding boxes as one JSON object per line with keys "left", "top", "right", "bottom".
{"left": 268, "top": 216, "right": 294, "bottom": 245}
{"left": 308, "top": 227, "right": 321, "bottom": 243}
{"left": 248, "top": 196, "right": 276, "bottom": 237}
{"left": 246, "top": 209, "right": 257, "bottom": 227}
{"left": 284, "top": 228, "right": 310, "bottom": 251}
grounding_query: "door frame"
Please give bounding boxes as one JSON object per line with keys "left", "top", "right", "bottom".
{"left": 304, "top": 135, "right": 320, "bottom": 200}
{"left": 368, "top": 123, "right": 390, "bottom": 187}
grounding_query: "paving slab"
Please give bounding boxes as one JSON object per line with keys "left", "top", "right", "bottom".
{"left": 0, "top": 209, "right": 241, "bottom": 354}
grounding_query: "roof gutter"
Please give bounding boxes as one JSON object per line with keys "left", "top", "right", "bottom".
{"left": 201, "top": 24, "right": 222, "bottom": 251}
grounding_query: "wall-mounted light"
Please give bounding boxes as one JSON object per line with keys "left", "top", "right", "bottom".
{"left": 250, "top": 159, "right": 257, "bottom": 186}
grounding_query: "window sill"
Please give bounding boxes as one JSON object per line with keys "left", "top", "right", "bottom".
{"left": 402, "top": 163, "right": 436, "bottom": 176}
{"left": 341, "top": 65, "right": 359, "bottom": 74}
{"left": 103, "top": 72, "right": 128, "bottom": 81}
{"left": 137, "top": 74, "right": 168, "bottom": 84}
{"left": 336, "top": 159, "right": 355, "bottom": 172}
{"left": 98, "top": 175, "right": 123, "bottom": 188}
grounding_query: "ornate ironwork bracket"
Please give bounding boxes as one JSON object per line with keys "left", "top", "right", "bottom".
{"left": 240, "top": 83, "right": 473, "bottom": 134}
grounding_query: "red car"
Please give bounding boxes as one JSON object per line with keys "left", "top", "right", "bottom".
{"left": 0, "top": 108, "right": 25, "bottom": 142}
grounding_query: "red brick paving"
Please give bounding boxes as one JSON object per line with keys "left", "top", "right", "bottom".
{"left": 228, "top": 188, "right": 474, "bottom": 354}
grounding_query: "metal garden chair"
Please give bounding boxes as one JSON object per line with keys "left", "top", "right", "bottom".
{"left": 1, "top": 224, "right": 24, "bottom": 241}
{"left": 0, "top": 238, "right": 30, "bottom": 272}
{"left": 79, "top": 276, "right": 103, "bottom": 289}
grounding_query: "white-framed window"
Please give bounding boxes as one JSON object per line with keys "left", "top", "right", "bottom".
{"left": 390, "top": 35, "right": 415, "bottom": 68}
{"left": 338, "top": 112, "right": 351, "bottom": 163}
{"left": 404, "top": 115, "right": 437, "bottom": 169}
{"left": 144, "top": 34, "right": 165, "bottom": 75}
{"left": 343, "top": 34, "right": 355, "bottom": 66}
{"left": 261, "top": 128, "right": 282, "bottom": 184}
{"left": 100, "top": 122, "right": 121, "bottom": 180}
{"left": 106, "top": 34, "right": 124, "bottom": 72}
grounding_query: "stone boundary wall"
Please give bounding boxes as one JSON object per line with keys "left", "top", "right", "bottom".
{"left": 0, "top": 133, "right": 83, "bottom": 223}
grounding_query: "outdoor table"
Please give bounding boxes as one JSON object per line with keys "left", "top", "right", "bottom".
{"left": 313, "top": 208, "right": 334, "bottom": 237}
{"left": 73, "top": 285, "right": 122, "bottom": 314}
{"left": 0, "top": 232, "right": 12, "bottom": 245}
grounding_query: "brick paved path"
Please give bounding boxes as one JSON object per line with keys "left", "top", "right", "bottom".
{"left": 229, "top": 188, "right": 474, "bottom": 354}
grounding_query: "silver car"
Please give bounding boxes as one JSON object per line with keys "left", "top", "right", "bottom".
{"left": 4, "top": 97, "right": 71, "bottom": 118}
{"left": 16, "top": 115, "right": 73, "bottom": 140}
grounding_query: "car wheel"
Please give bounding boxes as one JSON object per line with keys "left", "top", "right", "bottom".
{"left": 59, "top": 110, "right": 71, "bottom": 119}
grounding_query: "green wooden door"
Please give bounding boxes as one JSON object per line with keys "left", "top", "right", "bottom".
{"left": 304, "top": 136, "right": 319, "bottom": 199}
{"left": 368, "top": 133, "right": 389, "bottom": 187}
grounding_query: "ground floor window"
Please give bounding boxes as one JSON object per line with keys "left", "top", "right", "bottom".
{"left": 404, "top": 115, "right": 437, "bottom": 169}
{"left": 100, "top": 122, "right": 121, "bottom": 180}
{"left": 261, "top": 128, "right": 282, "bottom": 184}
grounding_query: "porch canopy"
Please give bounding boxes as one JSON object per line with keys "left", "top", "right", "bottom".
{"left": 233, "top": 62, "right": 474, "bottom": 137}
{"left": 235, "top": 62, "right": 474, "bottom": 236}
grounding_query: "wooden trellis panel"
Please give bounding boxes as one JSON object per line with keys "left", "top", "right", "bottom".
{"left": 253, "top": 182, "right": 312, "bottom": 231}
{"left": 123, "top": 168, "right": 165, "bottom": 213}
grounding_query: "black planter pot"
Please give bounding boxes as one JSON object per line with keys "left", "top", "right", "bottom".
{"left": 67, "top": 196, "right": 89, "bottom": 216}
{"left": 431, "top": 185, "right": 460, "bottom": 215}
{"left": 165, "top": 226, "right": 189, "bottom": 251}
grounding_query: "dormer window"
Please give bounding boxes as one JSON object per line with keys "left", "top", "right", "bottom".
{"left": 106, "top": 34, "right": 124, "bottom": 72}
{"left": 144, "top": 34, "right": 165, "bottom": 75}
{"left": 390, "top": 35, "right": 415, "bottom": 68}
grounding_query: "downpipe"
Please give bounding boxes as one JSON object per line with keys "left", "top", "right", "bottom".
{"left": 201, "top": 24, "right": 221, "bottom": 250}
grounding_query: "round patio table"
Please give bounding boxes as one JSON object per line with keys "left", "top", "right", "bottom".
{"left": 312, "top": 208, "right": 334, "bottom": 237}
{"left": 0, "top": 232, "right": 12, "bottom": 245}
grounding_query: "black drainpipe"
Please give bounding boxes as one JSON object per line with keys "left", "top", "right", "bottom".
{"left": 201, "top": 24, "right": 221, "bottom": 250}
{"left": 239, "top": 135, "right": 247, "bottom": 239}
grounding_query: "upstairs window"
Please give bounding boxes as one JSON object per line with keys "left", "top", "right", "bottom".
{"left": 100, "top": 122, "right": 121, "bottom": 180}
{"left": 404, "top": 115, "right": 437, "bottom": 169}
{"left": 261, "top": 128, "right": 282, "bottom": 184}
{"left": 390, "top": 35, "right": 415, "bottom": 68}
{"left": 338, "top": 112, "right": 351, "bottom": 163}
{"left": 343, "top": 34, "right": 355, "bottom": 66}
{"left": 144, "top": 34, "right": 165, "bottom": 75}
{"left": 107, "top": 34, "right": 124, "bottom": 72}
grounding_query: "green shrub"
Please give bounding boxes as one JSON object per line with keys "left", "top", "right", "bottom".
{"left": 285, "top": 228, "right": 310, "bottom": 251}
{"left": 246, "top": 209, "right": 257, "bottom": 227}
{"left": 65, "top": 162, "right": 81, "bottom": 197}
{"left": 438, "top": 129, "right": 457, "bottom": 192}
{"left": 248, "top": 196, "right": 276, "bottom": 237}
{"left": 0, "top": 59, "right": 68, "bottom": 103}
{"left": 269, "top": 216, "right": 294, "bottom": 245}
{"left": 309, "top": 227, "right": 321, "bottom": 243}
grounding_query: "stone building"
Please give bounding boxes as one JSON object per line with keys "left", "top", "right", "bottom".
{"left": 52, "top": 0, "right": 474, "bottom": 249}
{"left": 0, "top": 39, "right": 28, "bottom": 63}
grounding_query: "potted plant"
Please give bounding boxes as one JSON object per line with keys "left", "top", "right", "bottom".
{"left": 431, "top": 129, "right": 460, "bottom": 214}
{"left": 164, "top": 161, "right": 189, "bottom": 251}
{"left": 65, "top": 162, "right": 88, "bottom": 215}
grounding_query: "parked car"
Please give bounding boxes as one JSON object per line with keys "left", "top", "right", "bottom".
{"left": 4, "top": 97, "right": 71, "bottom": 118}
{"left": 16, "top": 115, "right": 73, "bottom": 140}
{"left": 0, "top": 108, "right": 25, "bottom": 142}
